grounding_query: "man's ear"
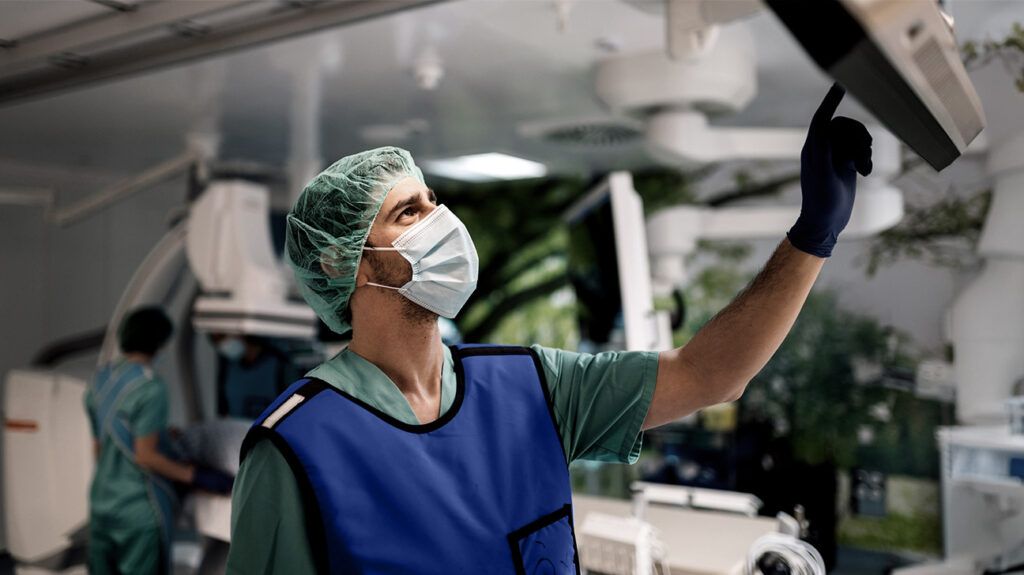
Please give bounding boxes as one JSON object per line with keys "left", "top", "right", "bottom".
{"left": 354, "top": 229, "right": 379, "bottom": 288}
{"left": 319, "top": 248, "right": 344, "bottom": 280}
{"left": 354, "top": 255, "right": 371, "bottom": 288}
{"left": 318, "top": 254, "right": 370, "bottom": 288}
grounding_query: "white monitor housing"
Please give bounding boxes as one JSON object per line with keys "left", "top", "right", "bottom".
{"left": 767, "top": 0, "right": 985, "bottom": 171}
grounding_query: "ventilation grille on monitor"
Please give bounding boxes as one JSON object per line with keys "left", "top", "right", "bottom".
{"left": 912, "top": 36, "right": 984, "bottom": 143}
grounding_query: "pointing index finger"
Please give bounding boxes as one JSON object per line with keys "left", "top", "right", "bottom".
{"left": 811, "top": 82, "right": 846, "bottom": 130}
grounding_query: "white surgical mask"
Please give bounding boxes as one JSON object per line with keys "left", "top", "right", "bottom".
{"left": 217, "top": 337, "right": 246, "bottom": 361}
{"left": 362, "top": 204, "right": 479, "bottom": 318}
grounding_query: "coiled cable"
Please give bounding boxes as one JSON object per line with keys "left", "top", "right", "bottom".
{"left": 746, "top": 533, "right": 825, "bottom": 575}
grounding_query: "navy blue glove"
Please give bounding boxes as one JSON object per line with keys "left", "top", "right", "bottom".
{"left": 192, "top": 466, "right": 234, "bottom": 494}
{"left": 787, "top": 83, "right": 873, "bottom": 258}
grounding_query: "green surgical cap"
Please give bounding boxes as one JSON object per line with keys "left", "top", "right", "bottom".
{"left": 285, "top": 146, "right": 425, "bottom": 335}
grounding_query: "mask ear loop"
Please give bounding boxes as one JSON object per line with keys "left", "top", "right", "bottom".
{"left": 364, "top": 282, "right": 402, "bottom": 291}
{"left": 361, "top": 246, "right": 406, "bottom": 291}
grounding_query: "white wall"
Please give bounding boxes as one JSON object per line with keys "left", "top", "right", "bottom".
{"left": 0, "top": 159, "right": 189, "bottom": 412}
{"left": 0, "top": 196, "right": 48, "bottom": 389}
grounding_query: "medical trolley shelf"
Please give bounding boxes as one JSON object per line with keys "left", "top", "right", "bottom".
{"left": 939, "top": 425, "right": 1024, "bottom": 498}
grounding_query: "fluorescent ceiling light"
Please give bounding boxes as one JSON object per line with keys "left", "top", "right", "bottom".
{"left": 423, "top": 153, "right": 548, "bottom": 182}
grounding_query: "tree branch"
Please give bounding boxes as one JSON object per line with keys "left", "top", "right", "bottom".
{"left": 705, "top": 173, "right": 799, "bottom": 207}
{"left": 460, "top": 232, "right": 558, "bottom": 320}
{"left": 463, "top": 274, "right": 569, "bottom": 342}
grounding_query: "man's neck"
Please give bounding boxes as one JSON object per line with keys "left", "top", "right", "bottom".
{"left": 348, "top": 315, "right": 443, "bottom": 402}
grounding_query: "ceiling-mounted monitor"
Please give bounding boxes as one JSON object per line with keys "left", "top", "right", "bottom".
{"left": 565, "top": 172, "right": 669, "bottom": 352}
{"left": 767, "top": 0, "right": 985, "bottom": 171}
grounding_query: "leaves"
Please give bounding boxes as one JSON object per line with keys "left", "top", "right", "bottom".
{"left": 706, "top": 170, "right": 800, "bottom": 207}
{"left": 738, "top": 291, "right": 922, "bottom": 467}
{"left": 438, "top": 176, "right": 582, "bottom": 343}
{"left": 633, "top": 168, "right": 703, "bottom": 215}
{"left": 863, "top": 189, "right": 991, "bottom": 276}
{"left": 962, "top": 22, "right": 1024, "bottom": 92}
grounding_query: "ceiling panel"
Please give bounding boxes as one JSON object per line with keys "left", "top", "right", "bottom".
{"left": 0, "top": 0, "right": 112, "bottom": 44}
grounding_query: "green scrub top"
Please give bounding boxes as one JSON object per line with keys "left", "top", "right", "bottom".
{"left": 227, "top": 344, "right": 659, "bottom": 575}
{"left": 84, "top": 360, "right": 168, "bottom": 530}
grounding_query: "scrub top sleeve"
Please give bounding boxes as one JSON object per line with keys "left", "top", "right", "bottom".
{"left": 128, "top": 377, "right": 168, "bottom": 439}
{"left": 228, "top": 439, "right": 318, "bottom": 575}
{"left": 531, "top": 345, "right": 658, "bottom": 464}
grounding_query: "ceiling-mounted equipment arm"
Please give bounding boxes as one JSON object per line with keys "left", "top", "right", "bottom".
{"left": 665, "top": 0, "right": 762, "bottom": 59}
{"left": 51, "top": 150, "right": 196, "bottom": 227}
{"left": 646, "top": 109, "right": 806, "bottom": 165}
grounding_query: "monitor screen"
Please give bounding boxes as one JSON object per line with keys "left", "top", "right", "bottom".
{"left": 567, "top": 191, "right": 623, "bottom": 350}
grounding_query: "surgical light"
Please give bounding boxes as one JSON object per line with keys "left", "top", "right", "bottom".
{"left": 423, "top": 153, "right": 548, "bottom": 182}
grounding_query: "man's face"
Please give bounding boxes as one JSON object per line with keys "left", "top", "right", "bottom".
{"left": 358, "top": 176, "right": 439, "bottom": 323}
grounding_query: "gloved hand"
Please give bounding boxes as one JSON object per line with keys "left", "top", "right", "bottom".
{"left": 787, "top": 83, "right": 873, "bottom": 258}
{"left": 192, "top": 465, "right": 234, "bottom": 494}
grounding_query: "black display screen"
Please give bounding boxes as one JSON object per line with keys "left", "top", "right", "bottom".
{"left": 566, "top": 192, "right": 623, "bottom": 349}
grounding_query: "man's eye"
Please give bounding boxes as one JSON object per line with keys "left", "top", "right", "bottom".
{"left": 402, "top": 207, "right": 417, "bottom": 217}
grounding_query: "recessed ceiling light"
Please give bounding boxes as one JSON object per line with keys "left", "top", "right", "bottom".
{"left": 423, "top": 153, "right": 548, "bottom": 182}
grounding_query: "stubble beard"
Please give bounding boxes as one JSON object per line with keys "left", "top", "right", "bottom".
{"left": 365, "top": 251, "right": 438, "bottom": 327}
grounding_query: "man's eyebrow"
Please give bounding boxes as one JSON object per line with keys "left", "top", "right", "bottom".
{"left": 387, "top": 190, "right": 431, "bottom": 221}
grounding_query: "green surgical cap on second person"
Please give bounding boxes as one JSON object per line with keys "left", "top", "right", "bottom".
{"left": 285, "top": 146, "right": 425, "bottom": 335}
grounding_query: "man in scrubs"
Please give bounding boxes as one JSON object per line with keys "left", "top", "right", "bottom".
{"left": 85, "top": 307, "right": 234, "bottom": 574}
{"left": 227, "top": 85, "right": 871, "bottom": 573}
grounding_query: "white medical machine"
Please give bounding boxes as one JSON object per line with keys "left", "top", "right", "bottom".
{"left": 574, "top": 483, "right": 823, "bottom": 575}
{"left": 2, "top": 179, "right": 316, "bottom": 573}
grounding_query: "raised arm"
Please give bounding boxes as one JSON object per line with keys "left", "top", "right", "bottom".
{"left": 643, "top": 84, "right": 873, "bottom": 430}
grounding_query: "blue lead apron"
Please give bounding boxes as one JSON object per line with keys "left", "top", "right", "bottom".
{"left": 92, "top": 362, "right": 179, "bottom": 570}
{"left": 241, "top": 344, "right": 580, "bottom": 574}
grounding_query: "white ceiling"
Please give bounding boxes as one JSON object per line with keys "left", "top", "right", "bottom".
{"left": 0, "top": 0, "right": 1022, "bottom": 182}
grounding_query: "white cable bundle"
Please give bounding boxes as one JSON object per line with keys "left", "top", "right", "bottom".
{"left": 746, "top": 533, "right": 825, "bottom": 575}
